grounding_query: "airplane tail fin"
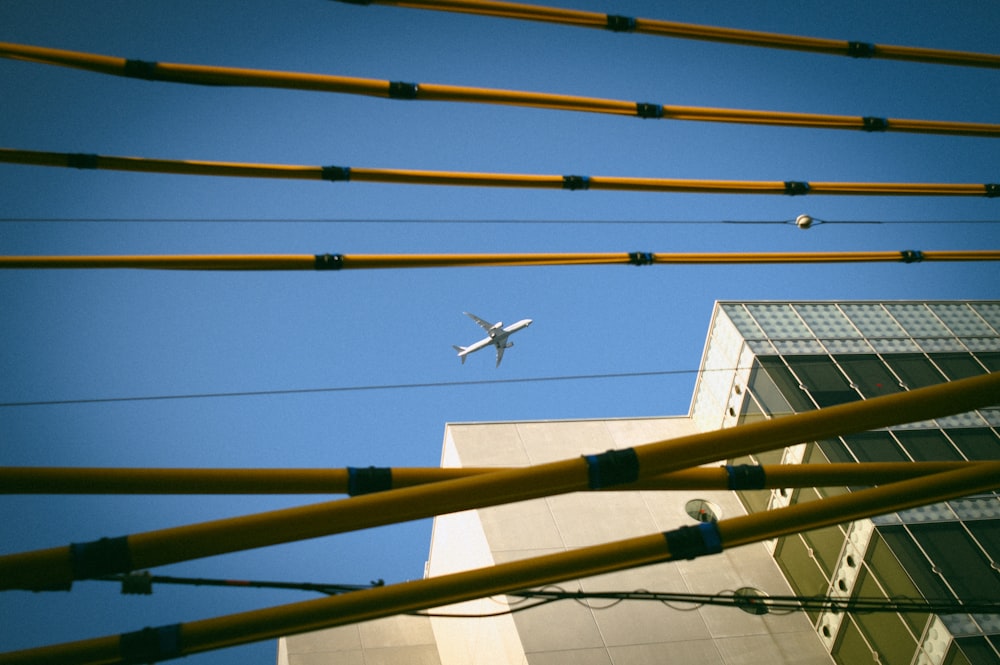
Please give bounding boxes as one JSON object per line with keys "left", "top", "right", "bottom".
{"left": 452, "top": 345, "right": 467, "bottom": 364}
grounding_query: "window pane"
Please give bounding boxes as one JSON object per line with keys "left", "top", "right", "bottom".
{"left": 909, "top": 523, "right": 1000, "bottom": 603}
{"left": 866, "top": 533, "right": 929, "bottom": 636}
{"left": 933, "top": 352, "right": 987, "bottom": 380}
{"left": 975, "top": 352, "right": 1000, "bottom": 372}
{"left": 953, "top": 637, "right": 1000, "bottom": 665}
{"left": 755, "top": 357, "right": 814, "bottom": 412}
{"left": 819, "top": 438, "right": 855, "bottom": 463}
{"left": 964, "top": 521, "right": 1000, "bottom": 567}
{"left": 832, "top": 618, "right": 875, "bottom": 665}
{"left": 947, "top": 428, "right": 1000, "bottom": 461}
{"left": 844, "top": 432, "right": 909, "bottom": 463}
{"left": 893, "top": 430, "right": 963, "bottom": 462}
{"left": 775, "top": 534, "right": 829, "bottom": 624}
{"left": 785, "top": 356, "right": 860, "bottom": 407}
{"left": 878, "top": 526, "right": 953, "bottom": 601}
{"left": 853, "top": 568, "right": 918, "bottom": 665}
{"left": 885, "top": 354, "right": 946, "bottom": 390}
{"left": 737, "top": 390, "right": 768, "bottom": 425}
{"left": 836, "top": 355, "right": 903, "bottom": 399}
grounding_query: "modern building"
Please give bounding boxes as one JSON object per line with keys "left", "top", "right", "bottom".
{"left": 279, "top": 301, "right": 1000, "bottom": 665}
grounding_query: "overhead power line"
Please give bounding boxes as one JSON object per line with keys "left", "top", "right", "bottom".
{"left": 0, "top": 369, "right": 704, "bottom": 408}
{"left": 102, "top": 572, "right": 1000, "bottom": 617}
{"left": 332, "top": 0, "right": 1000, "bottom": 70}
{"left": 1, "top": 216, "right": 999, "bottom": 226}
{"left": 1, "top": 250, "right": 997, "bottom": 273}
{"left": 3, "top": 148, "right": 1000, "bottom": 198}
{"left": 3, "top": 42, "right": 998, "bottom": 137}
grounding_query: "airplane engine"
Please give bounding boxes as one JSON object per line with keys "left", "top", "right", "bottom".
{"left": 489, "top": 322, "right": 504, "bottom": 338}
{"left": 505, "top": 342, "right": 514, "bottom": 348}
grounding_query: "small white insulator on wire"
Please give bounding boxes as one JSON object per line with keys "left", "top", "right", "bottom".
{"left": 795, "top": 214, "right": 813, "bottom": 229}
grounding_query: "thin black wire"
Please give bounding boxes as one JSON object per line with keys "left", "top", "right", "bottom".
{"left": 1, "top": 217, "right": 998, "bottom": 225}
{"left": 99, "top": 574, "right": 996, "bottom": 618}
{"left": 0, "top": 368, "right": 712, "bottom": 408}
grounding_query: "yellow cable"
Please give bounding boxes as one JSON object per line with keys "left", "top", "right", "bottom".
{"left": 2, "top": 41, "right": 999, "bottom": 136}
{"left": 354, "top": 0, "right": 1000, "bottom": 69}
{"left": 3, "top": 148, "right": 998, "bottom": 198}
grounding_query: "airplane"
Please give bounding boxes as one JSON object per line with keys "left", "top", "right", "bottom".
{"left": 452, "top": 312, "right": 533, "bottom": 367}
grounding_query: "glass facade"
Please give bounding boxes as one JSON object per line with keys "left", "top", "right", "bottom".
{"left": 720, "top": 302, "right": 1000, "bottom": 665}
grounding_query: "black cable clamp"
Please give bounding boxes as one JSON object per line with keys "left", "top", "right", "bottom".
{"left": 563, "top": 175, "right": 591, "bottom": 191}
{"left": 628, "top": 252, "right": 654, "bottom": 266}
{"left": 900, "top": 249, "right": 924, "bottom": 264}
{"left": 123, "top": 59, "right": 159, "bottom": 80}
{"left": 67, "top": 153, "right": 99, "bottom": 170}
{"left": 321, "top": 165, "right": 351, "bottom": 182}
{"left": 314, "top": 253, "right": 344, "bottom": 270}
{"left": 862, "top": 116, "right": 889, "bottom": 132}
{"left": 388, "top": 81, "right": 419, "bottom": 99}
{"left": 725, "top": 464, "right": 766, "bottom": 490}
{"left": 636, "top": 102, "right": 664, "bottom": 119}
{"left": 847, "top": 41, "right": 876, "bottom": 58}
{"left": 347, "top": 466, "right": 393, "bottom": 496}
{"left": 985, "top": 184, "right": 1000, "bottom": 198}
{"left": 784, "top": 181, "right": 810, "bottom": 196}
{"left": 606, "top": 14, "right": 637, "bottom": 32}
{"left": 120, "top": 571, "right": 154, "bottom": 595}
{"left": 70, "top": 536, "right": 132, "bottom": 579}
{"left": 663, "top": 522, "right": 723, "bottom": 560}
{"left": 120, "top": 624, "right": 183, "bottom": 665}
{"left": 583, "top": 448, "right": 639, "bottom": 490}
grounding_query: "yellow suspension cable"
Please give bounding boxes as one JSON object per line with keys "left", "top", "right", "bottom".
{"left": 0, "top": 462, "right": 973, "bottom": 494}
{"left": 338, "top": 0, "right": 1000, "bottom": 69}
{"left": 2, "top": 461, "right": 997, "bottom": 664}
{"left": 2, "top": 148, "right": 998, "bottom": 198}
{"left": 2, "top": 41, "right": 998, "bottom": 137}
{"left": 0, "top": 371, "right": 995, "bottom": 592}
{"left": 1, "top": 250, "right": 997, "bottom": 271}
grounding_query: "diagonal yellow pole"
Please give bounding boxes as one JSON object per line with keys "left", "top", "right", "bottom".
{"left": 1, "top": 250, "right": 998, "bottom": 271}
{"left": 2, "top": 461, "right": 997, "bottom": 664}
{"left": 334, "top": 0, "right": 1000, "bottom": 69}
{"left": 0, "top": 462, "right": 976, "bottom": 494}
{"left": 2, "top": 41, "right": 999, "bottom": 136}
{"left": 2, "top": 148, "right": 999, "bottom": 198}
{"left": 0, "top": 371, "right": 996, "bottom": 592}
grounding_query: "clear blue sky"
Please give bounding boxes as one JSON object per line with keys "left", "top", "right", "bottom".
{"left": 1, "top": 1, "right": 997, "bottom": 662}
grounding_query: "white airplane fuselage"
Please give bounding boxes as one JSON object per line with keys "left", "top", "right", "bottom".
{"left": 453, "top": 313, "right": 532, "bottom": 367}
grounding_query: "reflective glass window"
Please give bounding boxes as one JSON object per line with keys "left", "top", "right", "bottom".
{"left": 836, "top": 355, "right": 903, "bottom": 398}
{"left": 879, "top": 526, "right": 953, "bottom": 600}
{"left": 953, "top": 637, "right": 1000, "bottom": 665}
{"left": 933, "top": 352, "right": 987, "bottom": 380}
{"left": 975, "top": 351, "right": 1000, "bottom": 372}
{"left": 909, "top": 523, "right": 1000, "bottom": 603}
{"left": 754, "top": 357, "right": 814, "bottom": 412}
{"left": 818, "top": 438, "right": 855, "bottom": 464}
{"left": 775, "top": 534, "right": 828, "bottom": 624}
{"left": 893, "top": 430, "right": 963, "bottom": 461}
{"left": 784, "top": 356, "right": 860, "bottom": 407}
{"left": 853, "top": 567, "right": 918, "bottom": 665}
{"left": 943, "top": 642, "right": 974, "bottom": 665}
{"left": 965, "top": 521, "right": 1000, "bottom": 564}
{"left": 832, "top": 618, "right": 874, "bottom": 665}
{"left": 947, "top": 429, "right": 1000, "bottom": 461}
{"left": 884, "top": 354, "right": 946, "bottom": 390}
{"left": 866, "top": 532, "right": 929, "bottom": 635}
{"left": 843, "top": 432, "right": 909, "bottom": 463}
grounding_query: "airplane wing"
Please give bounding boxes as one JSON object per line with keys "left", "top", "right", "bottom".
{"left": 495, "top": 344, "right": 505, "bottom": 367}
{"left": 464, "top": 312, "right": 495, "bottom": 333}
